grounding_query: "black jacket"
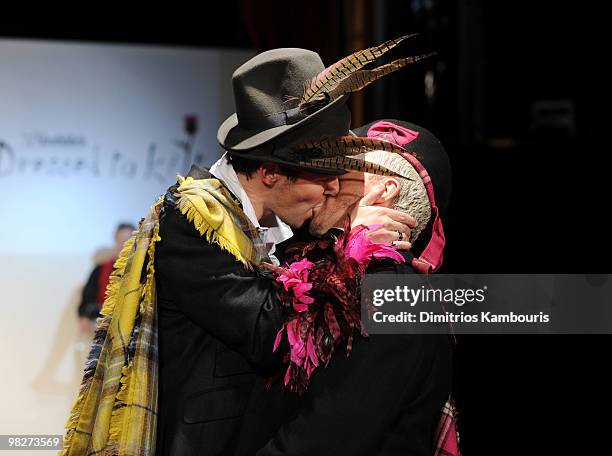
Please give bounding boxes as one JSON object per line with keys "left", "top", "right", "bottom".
{"left": 154, "top": 171, "right": 287, "bottom": 456}
{"left": 78, "top": 264, "right": 104, "bottom": 320}
{"left": 236, "top": 249, "right": 454, "bottom": 456}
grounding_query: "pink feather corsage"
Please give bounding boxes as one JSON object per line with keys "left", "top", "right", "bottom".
{"left": 264, "top": 224, "right": 404, "bottom": 394}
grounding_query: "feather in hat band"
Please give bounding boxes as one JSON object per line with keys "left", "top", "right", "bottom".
{"left": 288, "top": 136, "right": 416, "bottom": 180}
{"left": 265, "top": 34, "right": 435, "bottom": 129}
{"left": 299, "top": 34, "right": 435, "bottom": 113}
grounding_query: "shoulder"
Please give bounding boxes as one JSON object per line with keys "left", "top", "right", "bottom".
{"left": 158, "top": 204, "right": 247, "bottom": 273}
{"left": 159, "top": 202, "right": 198, "bottom": 238}
{"left": 86, "top": 263, "right": 103, "bottom": 280}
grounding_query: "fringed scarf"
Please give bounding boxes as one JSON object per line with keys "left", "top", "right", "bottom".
{"left": 60, "top": 175, "right": 266, "bottom": 456}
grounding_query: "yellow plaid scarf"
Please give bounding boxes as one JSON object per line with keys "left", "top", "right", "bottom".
{"left": 61, "top": 176, "right": 266, "bottom": 456}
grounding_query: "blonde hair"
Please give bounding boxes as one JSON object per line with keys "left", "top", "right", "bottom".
{"left": 364, "top": 150, "right": 431, "bottom": 243}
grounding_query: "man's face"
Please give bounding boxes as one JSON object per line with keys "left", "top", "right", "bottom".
{"left": 113, "top": 228, "right": 133, "bottom": 255}
{"left": 270, "top": 171, "right": 340, "bottom": 229}
{"left": 308, "top": 170, "right": 365, "bottom": 236}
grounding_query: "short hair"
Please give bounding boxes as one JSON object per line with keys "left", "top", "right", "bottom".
{"left": 364, "top": 151, "right": 431, "bottom": 243}
{"left": 227, "top": 154, "right": 300, "bottom": 181}
{"left": 116, "top": 222, "right": 136, "bottom": 233}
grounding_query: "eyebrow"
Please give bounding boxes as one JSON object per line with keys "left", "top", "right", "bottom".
{"left": 339, "top": 177, "right": 365, "bottom": 183}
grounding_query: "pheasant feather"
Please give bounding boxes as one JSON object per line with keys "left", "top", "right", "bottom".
{"left": 299, "top": 34, "right": 435, "bottom": 114}
{"left": 326, "top": 53, "right": 436, "bottom": 100}
{"left": 298, "top": 156, "right": 413, "bottom": 180}
{"left": 291, "top": 136, "right": 411, "bottom": 160}
{"left": 300, "top": 34, "right": 416, "bottom": 104}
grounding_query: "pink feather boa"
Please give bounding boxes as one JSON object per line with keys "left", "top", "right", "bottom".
{"left": 265, "top": 224, "right": 404, "bottom": 393}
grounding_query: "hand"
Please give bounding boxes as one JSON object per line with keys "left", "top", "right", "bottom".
{"left": 349, "top": 184, "right": 416, "bottom": 250}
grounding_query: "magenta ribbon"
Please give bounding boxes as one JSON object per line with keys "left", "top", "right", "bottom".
{"left": 366, "top": 120, "right": 420, "bottom": 146}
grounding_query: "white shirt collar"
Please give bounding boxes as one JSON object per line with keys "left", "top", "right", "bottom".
{"left": 209, "top": 153, "right": 293, "bottom": 263}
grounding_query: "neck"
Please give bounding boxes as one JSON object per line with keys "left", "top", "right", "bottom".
{"left": 237, "top": 173, "right": 267, "bottom": 221}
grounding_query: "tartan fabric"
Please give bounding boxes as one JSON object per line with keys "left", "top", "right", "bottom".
{"left": 434, "top": 396, "right": 462, "bottom": 456}
{"left": 60, "top": 176, "right": 267, "bottom": 456}
{"left": 173, "top": 176, "right": 270, "bottom": 268}
{"left": 61, "top": 197, "right": 163, "bottom": 456}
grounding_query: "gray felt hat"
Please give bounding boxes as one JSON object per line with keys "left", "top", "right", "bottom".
{"left": 217, "top": 36, "right": 433, "bottom": 175}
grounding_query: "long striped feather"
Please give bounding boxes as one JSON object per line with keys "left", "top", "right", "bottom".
{"left": 291, "top": 136, "right": 410, "bottom": 160}
{"left": 300, "top": 34, "right": 417, "bottom": 104}
{"left": 298, "top": 156, "right": 413, "bottom": 181}
{"left": 327, "top": 53, "right": 436, "bottom": 100}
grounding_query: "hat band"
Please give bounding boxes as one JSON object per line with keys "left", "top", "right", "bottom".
{"left": 240, "top": 106, "right": 307, "bottom": 130}
{"left": 264, "top": 106, "right": 307, "bottom": 127}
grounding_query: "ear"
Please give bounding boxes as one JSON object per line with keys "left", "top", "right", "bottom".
{"left": 257, "top": 163, "right": 282, "bottom": 187}
{"left": 368, "top": 177, "right": 400, "bottom": 205}
{"left": 384, "top": 177, "right": 401, "bottom": 200}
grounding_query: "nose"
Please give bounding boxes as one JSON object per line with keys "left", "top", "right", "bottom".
{"left": 324, "top": 176, "right": 340, "bottom": 196}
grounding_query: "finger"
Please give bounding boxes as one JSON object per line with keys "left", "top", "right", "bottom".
{"left": 375, "top": 219, "right": 412, "bottom": 238}
{"left": 366, "top": 226, "right": 411, "bottom": 244}
{"left": 402, "top": 213, "right": 417, "bottom": 228}
{"left": 377, "top": 207, "right": 417, "bottom": 228}
{"left": 359, "top": 184, "right": 385, "bottom": 207}
{"left": 392, "top": 241, "right": 412, "bottom": 251}
{"left": 365, "top": 228, "right": 395, "bottom": 243}
{"left": 262, "top": 262, "right": 283, "bottom": 273}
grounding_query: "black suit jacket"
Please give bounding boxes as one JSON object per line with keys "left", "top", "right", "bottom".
{"left": 154, "top": 170, "right": 287, "bottom": 456}
{"left": 78, "top": 264, "right": 103, "bottom": 320}
{"left": 236, "top": 250, "right": 454, "bottom": 456}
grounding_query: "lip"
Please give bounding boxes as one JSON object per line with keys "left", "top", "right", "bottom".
{"left": 311, "top": 205, "right": 324, "bottom": 218}
{"left": 312, "top": 201, "right": 325, "bottom": 213}
{"left": 309, "top": 198, "right": 326, "bottom": 219}
{"left": 312, "top": 198, "right": 326, "bottom": 209}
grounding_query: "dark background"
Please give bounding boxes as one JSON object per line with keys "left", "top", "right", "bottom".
{"left": 4, "top": 1, "right": 607, "bottom": 453}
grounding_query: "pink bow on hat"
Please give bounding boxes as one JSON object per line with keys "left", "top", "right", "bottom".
{"left": 366, "top": 120, "right": 421, "bottom": 146}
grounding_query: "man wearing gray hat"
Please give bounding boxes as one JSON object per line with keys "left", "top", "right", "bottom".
{"left": 154, "top": 38, "right": 424, "bottom": 455}
{"left": 59, "top": 35, "right": 428, "bottom": 456}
